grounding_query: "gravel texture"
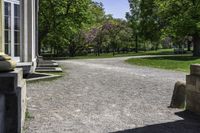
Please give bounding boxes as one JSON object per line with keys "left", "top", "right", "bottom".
{"left": 25, "top": 56, "right": 200, "bottom": 133}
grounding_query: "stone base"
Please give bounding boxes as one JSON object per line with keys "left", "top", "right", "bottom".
{"left": 186, "top": 90, "right": 200, "bottom": 115}
{"left": 190, "top": 64, "right": 200, "bottom": 76}
{"left": 185, "top": 64, "right": 200, "bottom": 114}
{"left": 0, "top": 68, "right": 27, "bottom": 133}
{"left": 170, "top": 81, "right": 186, "bottom": 108}
{"left": 0, "top": 95, "right": 5, "bottom": 133}
{"left": 17, "top": 79, "right": 27, "bottom": 133}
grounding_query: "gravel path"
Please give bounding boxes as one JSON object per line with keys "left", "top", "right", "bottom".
{"left": 25, "top": 56, "right": 200, "bottom": 133}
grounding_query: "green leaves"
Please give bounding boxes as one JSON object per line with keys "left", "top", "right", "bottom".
{"left": 127, "top": 0, "right": 200, "bottom": 54}
{"left": 39, "top": 0, "right": 93, "bottom": 56}
{"left": 156, "top": 0, "right": 200, "bottom": 37}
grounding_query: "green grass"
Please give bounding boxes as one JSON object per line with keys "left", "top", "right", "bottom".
{"left": 25, "top": 111, "right": 34, "bottom": 121}
{"left": 44, "top": 49, "right": 182, "bottom": 60}
{"left": 126, "top": 55, "right": 200, "bottom": 72}
{"left": 26, "top": 72, "right": 64, "bottom": 83}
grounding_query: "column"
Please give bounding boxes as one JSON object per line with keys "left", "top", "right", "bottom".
{"left": 20, "top": 0, "right": 37, "bottom": 63}
{"left": 0, "top": 0, "right": 4, "bottom": 53}
{"left": 20, "top": 0, "right": 28, "bottom": 62}
{"left": 35, "top": 0, "right": 39, "bottom": 56}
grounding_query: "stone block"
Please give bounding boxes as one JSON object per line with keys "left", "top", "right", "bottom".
{"left": 0, "top": 69, "right": 23, "bottom": 93}
{"left": 0, "top": 68, "right": 27, "bottom": 133}
{"left": 186, "top": 75, "right": 196, "bottom": 86}
{"left": 17, "top": 81, "right": 27, "bottom": 133}
{"left": 186, "top": 84, "right": 197, "bottom": 92}
{"left": 186, "top": 74, "right": 200, "bottom": 92}
{"left": 0, "top": 95, "right": 5, "bottom": 133}
{"left": 190, "top": 64, "right": 200, "bottom": 76}
{"left": 196, "top": 77, "right": 200, "bottom": 92}
{"left": 170, "top": 81, "right": 186, "bottom": 108}
{"left": 186, "top": 90, "right": 200, "bottom": 114}
{"left": 5, "top": 93, "right": 18, "bottom": 133}
{"left": 0, "top": 77, "right": 15, "bottom": 93}
{"left": 16, "top": 62, "right": 32, "bottom": 75}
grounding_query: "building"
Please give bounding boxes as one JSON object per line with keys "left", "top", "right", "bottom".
{"left": 0, "top": 0, "right": 39, "bottom": 72}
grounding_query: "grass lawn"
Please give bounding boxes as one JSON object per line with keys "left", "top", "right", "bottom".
{"left": 73, "top": 49, "right": 175, "bottom": 59}
{"left": 45, "top": 49, "right": 183, "bottom": 60}
{"left": 126, "top": 55, "right": 200, "bottom": 72}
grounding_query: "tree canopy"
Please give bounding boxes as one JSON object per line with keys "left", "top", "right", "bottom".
{"left": 127, "top": 0, "right": 200, "bottom": 56}
{"left": 39, "top": 0, "right": 200, "bottom": 57}
{"left": 39, "top": 0, "right": 135, "bottom": 57}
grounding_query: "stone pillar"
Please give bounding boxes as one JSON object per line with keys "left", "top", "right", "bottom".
{"left": 0, "top": 68, "right": 27, "bottom": 133}
{"left": 0, "top": 0, "right": 4, "bottom": 53}
{"left": 21, "top": 0, "right": 37, "bottom": 63}
{"left": 35, "top": 0, "right": 39, "bottom": 56}
{"left": 20, "top": 0, "right": 28, "bottom": 62}
{"left": 186, "top": 64, "right": 200, "bottom": 114}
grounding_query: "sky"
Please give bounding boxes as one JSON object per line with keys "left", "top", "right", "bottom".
{"left": 93, "top": 0, "right": 130, "bottom": 19}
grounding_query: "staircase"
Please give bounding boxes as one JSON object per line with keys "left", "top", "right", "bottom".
{"left": 35, "top": 57, "right": 63, "bottom": 73}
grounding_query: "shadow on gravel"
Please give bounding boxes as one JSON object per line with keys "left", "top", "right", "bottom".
{"left": 111, "top": 111, "right": 200, "bottom": 133}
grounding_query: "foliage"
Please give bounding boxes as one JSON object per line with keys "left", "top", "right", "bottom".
{"left": 39, "top": 0, "right": 200, "bottom": 57}
{"left": 126, "top": 0, "right": 141, "bottom": 52}
{"left": 39, "top": 0, "right": 93, "bottom": 56}
{"left": 127, "top": 0, "right": 200, "bottom": 56}
{"left": 155, "top": 0, "right": 200, "bottom": 56}
{"left": 39, "top": 0, "right": 137, "bottom": 57}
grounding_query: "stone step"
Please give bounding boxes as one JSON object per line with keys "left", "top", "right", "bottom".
{"left": 38, "top": 60, "right": 56, "bottom": 64}
{"left": 35, "top": 67, "right": 62, "bottom": 72}
{"left": 37, "top": 63, "right": 59, "bottom": 67}
{"left": 16, "top": 62, "right": 32, "bottom": 75}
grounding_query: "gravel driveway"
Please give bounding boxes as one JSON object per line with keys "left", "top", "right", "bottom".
{"left": 25, "top": 56, "right": 200, "bottom": 133}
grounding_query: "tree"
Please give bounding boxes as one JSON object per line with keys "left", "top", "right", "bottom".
{"left": 39, "top": 0, "right": 92, "bottom": 56}
{"left": 127, "top": 0, "right": 141, "bottom": 53}
{"left": 139, "top": 0, "right": 161, "bottom": 50}
{"left": 39, "top": 0, "right": 135, "bottom": 57}
{"left": 155, "top": 0, "right": 200, "bottom": 56}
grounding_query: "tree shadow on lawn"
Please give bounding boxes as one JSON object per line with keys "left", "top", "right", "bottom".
{"left": 144, "top": 56, "right": 200, "bottom": 62}
{"left": 111, "top": 111, "right": 200, "bottom": 133}
{"left": 146, "top": 51, "right": 175, "bottom": 55}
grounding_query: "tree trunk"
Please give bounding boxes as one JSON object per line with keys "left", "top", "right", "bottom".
{"left": 117, "top": 47, "right": 120, "bottom": 54}
{"left": 187, "top": 43, "right": 191, "bottom": 51}
{"left": 113, "top": 50, "right": 115, "bottom": 56}
{"left": 135, "top": 35, "right": 138, "bottom": 53}
{"left": 193, "top": 35, "right": 200, "bottom": 56}
{"left": 155, "top": 43, "right": 159, "bottom": 51}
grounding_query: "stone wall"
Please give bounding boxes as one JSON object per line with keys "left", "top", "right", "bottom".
{"left": 0, "top": 69, "right": 27, "bottom": 133}
{"left": 186, "top": 64, "right": 200, "bottom": 114}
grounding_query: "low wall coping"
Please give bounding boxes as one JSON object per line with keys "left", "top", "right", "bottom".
{"left": 0, "top": 68, "right": 23, "bottom": 94}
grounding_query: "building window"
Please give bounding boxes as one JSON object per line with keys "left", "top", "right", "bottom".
{"left": 14, "top": 4, "right": 20, "bottom": 56}
{"left": 4, "top": 0, "right": 20, "bottom": 60}
{"left": 4, "top": 2, "right": 11, "bottom": 55}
